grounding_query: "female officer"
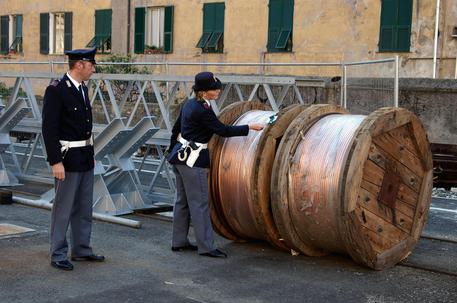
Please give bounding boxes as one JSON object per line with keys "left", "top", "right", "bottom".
{"left": 167, "top": 72, "right": 264, "bottom": 258}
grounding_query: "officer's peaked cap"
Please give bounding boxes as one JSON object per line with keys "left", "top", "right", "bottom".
{"left": 65, "top": 48, "right": 97, "bottom": 64}
{"left": 192, "top": 72, "right": 222, "bottom": 92}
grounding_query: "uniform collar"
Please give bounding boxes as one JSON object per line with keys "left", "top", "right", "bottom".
{"left": 66, "top": 72, "right": 83, "bottom": 90}
{"left": 202, "top": 98, "right": 211, "bottom": 107}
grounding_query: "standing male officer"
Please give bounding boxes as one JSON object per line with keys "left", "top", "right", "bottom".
{"left": 42, "top": 48, "right": 105, "bottom": 271}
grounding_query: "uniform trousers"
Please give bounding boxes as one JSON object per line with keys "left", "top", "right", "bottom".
{"left": 50, "top": 169, "right": 94, "bottom": 261}
{"left": 172, "top": 164, "right": 215, "bottom": 254}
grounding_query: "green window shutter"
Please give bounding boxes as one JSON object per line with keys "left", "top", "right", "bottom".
{"left": 379, "top": 0, "right": 412, "bottom": 52}
{"left": 94, "top": 10, "right": 102, "bottom": 47}
{"left": 40, "top": 13, "right": 49, "bottom": 54}
{"left": 267, "top": 0, "right": 282, "bottom": 52}
{"left": 282, "top": 0, "right": 294, "bottom": 31}
{"left": 94, "top": 9, "right": 112, "bottom": 49}
{"left": 396, "top": 0, "right": 412, "bottom": 51}
{"left": 206, "top": 32, "right": 222, "bottom": 48}
{"left": 214, "top": 3, "right": 225, "bottom": 32}
{"left": 64, "top": 12, "right": 72, "bottom": 51}
{"left": 0, "top": 16, "right": 8, "bottom": 54}
{"left": 164, "top": 6, "right": 174, "bottom": 53}
{"left": 207, "top": 3, "right": 224, "bottom": 49}
{"left": 134, "top": 7, "right": 145, "bottom": 54}
{"left": 16, "top": 15, "right": 23, "bottom": 38}
{"left": 96, "top": 9, "right": 112, "bottom": 38}
{"left": 196, "top": 32, "right": 211, "bottom": 48}
{"left": 203, "top": 4, "right": 215, "bottom": 34}
{"left": 275, "top": 30, "right": 291, "bottom": 48}
{"left": 199, "top": 3, "right": 224, "bottom": 51}
{"left": 197, "top": 4, "right": 214, "bottom": 48}
{"left": 275, "top": 0, "right": 293, "bottom": 49}
{"left": 379, "top": 26, "right": 394, "bottom": 51}
{"left": 379, "top": 0, "right": 396, "bottom": 51}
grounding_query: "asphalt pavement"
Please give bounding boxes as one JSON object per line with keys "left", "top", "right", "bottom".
{"left": 0, "top": 199, "right": 456, "bottom": 303}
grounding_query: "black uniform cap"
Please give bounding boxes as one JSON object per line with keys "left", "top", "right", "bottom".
{"left": 192, "top": 72, "right": 222, "bottom": 92}
{"left": 65, "top": 48, "right": 97, "bottom": 64}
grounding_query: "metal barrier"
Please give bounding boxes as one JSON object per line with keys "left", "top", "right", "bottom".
{"left": 341, "top": 57, "right": 399, "bottom": 114}
{"left": 0, "top": 59, "right": 399, "bottom": 215}
{"left": 0, "top": 98, "right": 30, "bottom": 186}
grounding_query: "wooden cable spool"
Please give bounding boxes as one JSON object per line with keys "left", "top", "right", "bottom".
{"left": 271, "top": 104, "right": 433, "bottom": 269}
{"left": 208, "top": 101, "right": 306, "bottom": 249}
{"left": 209, "top": 102, "right": 432, "bottom": 270}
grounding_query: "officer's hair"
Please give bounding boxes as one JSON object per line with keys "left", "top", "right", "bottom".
{"left": 195, "top": 91, "right": 205, "bottom": 100}
{"left": 68, "top": 60, "right": 81, "bottom": 70}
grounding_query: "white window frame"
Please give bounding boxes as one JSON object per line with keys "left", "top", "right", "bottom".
{"left": 49, "top": 12, "right": 65, "bottom": 54}
{"left": 8, "top": 16, "right": 14, "bottom": 47}
{"left": 145, "top": 7, "right": 164, "bottom": 49}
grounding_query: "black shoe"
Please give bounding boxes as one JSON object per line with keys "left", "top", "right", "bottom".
{"left": 51, "top": 260, "right": 74, "bottom": 271}
{"left": 199, "top": 249, "right": 227, "bottom": 258}
{"left": 171, "top": 244, "right": 198, "bottom": 252}
{"left": 71, "top": 254, "right": 105, "bottom": 262}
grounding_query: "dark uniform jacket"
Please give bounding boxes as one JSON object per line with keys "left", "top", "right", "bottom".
{"left": 42, "top": 74, "right": 94, "bottom": 172}
{"left": 167, "top": 98, "right": 249, "bottom": 168}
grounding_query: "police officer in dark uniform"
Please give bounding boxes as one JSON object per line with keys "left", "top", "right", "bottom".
{"left": 167, "top": 72, "right": 264, "bottom": 258}
{"left": 42, "top": 48, "right": 105, "bottom": 271}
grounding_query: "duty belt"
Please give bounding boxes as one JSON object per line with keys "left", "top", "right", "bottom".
{"left": 177, "top": 134, "right": 207, "bottom": 167}
{"left": 60, "top": 136, "right": 94, "bottom": 154}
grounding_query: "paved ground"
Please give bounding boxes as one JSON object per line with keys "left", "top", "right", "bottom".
{"left": 1, "top": 198, "right": 456, "bottom": 303}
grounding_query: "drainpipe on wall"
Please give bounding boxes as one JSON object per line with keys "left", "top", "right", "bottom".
{"left": 455, "top": 55, "right": 457, "bottom": 79}
{"left": 127, "top": 0, "right": 131, "bottom": 54}
{"left": 432, "top": 0, "right": 441, "bottom": 79}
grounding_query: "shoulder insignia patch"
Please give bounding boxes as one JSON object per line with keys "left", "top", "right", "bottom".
{"left": 50, "top": 79, "right": 60, "bottom": 87}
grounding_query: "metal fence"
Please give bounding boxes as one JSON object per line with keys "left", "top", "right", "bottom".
{"left": 342, "top": 57, "right": 399, "bottom": 114}
{"left": 0, "top": 58, "right": 399, "bottom": 216}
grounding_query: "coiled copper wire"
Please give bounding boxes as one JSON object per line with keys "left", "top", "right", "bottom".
{"left": 214, "top": 109, "right": 365, "bottom": 248}
{"left": 212, "top": 103, "right": 433, "bottom": 269}
{"left": 288, "top": 114, "right": 365, "bottom": 252}
{"left": 215, "top": 110, "right": 275, "bottom": 239}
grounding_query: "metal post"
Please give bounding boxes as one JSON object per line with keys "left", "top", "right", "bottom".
{"left": 432, "top": 0, "right": 441, "bottom": 79}
{"left": 394, "top": 55, "right": 399, "bottom": 107}
{"left": 455, "top": 56, "right": 457, "bottom": 79}
{"left": 340, "top": 65, "right": 344, "bottom": 106}
{"left": 343, "top": 65, "right": 347, "bottom": 109}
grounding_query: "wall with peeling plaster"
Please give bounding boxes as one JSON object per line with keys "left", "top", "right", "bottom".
{"left": 1, "top": 0, "right": 456, "bottom": 78}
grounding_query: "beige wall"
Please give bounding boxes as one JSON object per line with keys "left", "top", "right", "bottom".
{"left": 0, "top": 0, "right": 110, "bottom": 74}
{"left": 1, "top": 0, "right": 456, "bottom": 78}
{"left": 125, "top": 0, "right": 457, "bottom": 78}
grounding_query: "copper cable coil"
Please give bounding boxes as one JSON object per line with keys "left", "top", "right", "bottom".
{"left": 213, "top": 109, "right": 365, "bottom": 248}
{"left": 210, "top": 102, "right": 433, "bottom": 270}
{"left": 287, "top": 114, "right": 365, "bottom": 253}
{"left": 215, "top": 110, "right": 275, "bottom": 239}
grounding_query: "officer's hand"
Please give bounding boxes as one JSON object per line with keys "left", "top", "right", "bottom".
{"left": 52, "top": 162, "right": 65, "bottom": 180}
{"left": 248, "top": 123, "right": 265, "bottom": 131}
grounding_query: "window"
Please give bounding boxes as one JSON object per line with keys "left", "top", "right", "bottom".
{"left": 134, "top": 6, "right": 174, "bottom": 54}
{"left": 196, "top": 3, "right": 224, "bottom": 53}
{"left": 0, "top": 16, "right": 8, "bottom": 54}
{"left": 9, "top": 15, "right": 23, "bottom": 53}
{"left": 40, "top": 12, "right": 72, "bottom": 54}
{"left": 0, "top": 15, "right": 21, "bottom": 54}
{"left": 87, "top": 9, "right": 112, "bottom": 53}
{"left": 379, "top": 0, "right": 413, "bottom": 52}
{"left": 267, "top": 0, "right": 294, "bottom": 52}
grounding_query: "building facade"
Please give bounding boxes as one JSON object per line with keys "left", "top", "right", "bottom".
{"left": 0, "top": 0, "right": 456, "bottom": 78}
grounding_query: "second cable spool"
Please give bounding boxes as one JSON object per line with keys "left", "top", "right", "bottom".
{"left": 208, "top": 101, "right": 432, "bottom": 270}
